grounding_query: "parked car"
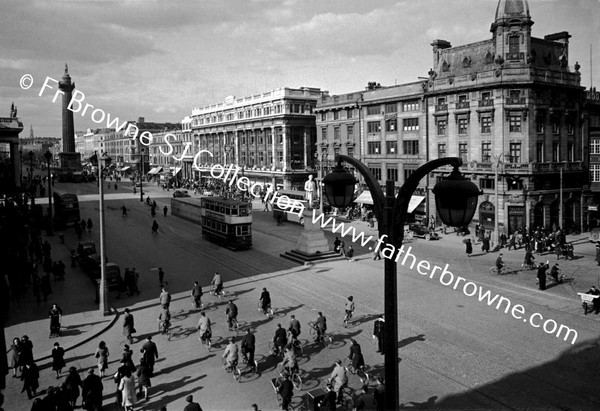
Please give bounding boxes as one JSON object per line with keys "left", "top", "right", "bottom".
{"left": 173, "top": 189, "right": 190, "bottom": 198}
{"left": 407, "top": 223, "right": 439, "bottom": 240}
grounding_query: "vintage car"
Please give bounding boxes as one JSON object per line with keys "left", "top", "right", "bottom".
{"left": 173, "top": 189, "right": 191, "bottom": 198}
{"left": 407, "top": 223, "right": 439, "bottom": 241}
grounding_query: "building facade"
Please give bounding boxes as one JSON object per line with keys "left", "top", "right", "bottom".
{"left": 316, "top": 0, "right": 589, "bottom": 234}
{"left": 189, "top": 87, "right": 327, "bottom": 190}
{"left": 584, "top": 87, "right": 600, "bottom": 229}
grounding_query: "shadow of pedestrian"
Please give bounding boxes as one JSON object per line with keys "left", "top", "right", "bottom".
{"left": 139, "top": 374, "right": 206, "bottom": 410}
{"left": 398, "top": 334, "right": 426, "bottom": 349}
{"left": 159, "top": 354, "right": 214, "bottom": 375}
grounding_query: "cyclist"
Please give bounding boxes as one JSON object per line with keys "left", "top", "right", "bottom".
{"left": 222, "top": 337, "right": 239, "bottom": 371}
{"left": 157, "top": 306, "right": 171, "bottom": 335}
{"left": 328, "top": 359, "right": 348, "bottom": 401}
{"left": 288, "top": 314, "right": 300, "bottom": 338}
{"left": 523, "top": 249, "right": 535, "bottom": 269}
{"left": 225, "top": 300, "right": 238, "bottom": 331}
{"left": 276, "top": 373, "right": 294, "bottom": 411}
{"left": 211, "top": 272, "right": 223, "bottom": 295}
{"left": 550, "top": 263, "right": 563, "bottom": 284}
{"left": 273, "top": 323, "right": 287, "bottom": 356}
{"left": 278, "top": 345, "right": 299, "bottom": 376}
{"left": 259, "top": 287, "right": 271, "bottom": 314}
{"left": 348, "top": 339, "right": 365, "bottom": 371}
{"left": 286, "top": 334, "right": 302, "bottom": 358}
{"left": 495, "top": 253, "right": 505, "bottom": 272}
{"left": 343, "top": 296, "right": 355, "bottom": 325}
{"left": 314, "top": 311, "right": 327, "bottom": 342}
{"left": 241, "top": 329, "right": 256, "bottom": 371}
{"left": 196, "top": 311, "right": 212, "bottom": 344}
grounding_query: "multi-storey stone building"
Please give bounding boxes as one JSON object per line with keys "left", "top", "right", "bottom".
{"left": 584, "top": 88, "right": 600, "bottom": 229}
{"left": 190, "top": 87, "right": 327, "bottom": 190}
{"left": 316, "top": 0, "right": 589, "bottom": 234}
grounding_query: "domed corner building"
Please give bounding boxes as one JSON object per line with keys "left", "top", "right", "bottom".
{"left": 315, "top": 0, "right": 600, "bottom": 237}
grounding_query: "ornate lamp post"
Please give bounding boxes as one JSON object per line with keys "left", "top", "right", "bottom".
{"left": 323, "top": 156, "right": 480, "bottom": 410}
{"left": 43, "top": 150, "right": 53, "bottom": 236}
{"left": 98, "top": 151, "right": 111, "bottom": 316}
{"left": 493, "top": 153, "right": 509, "bottom": 248}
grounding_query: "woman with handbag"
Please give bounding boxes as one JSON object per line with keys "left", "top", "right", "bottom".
{"left": 95, "top": 341, "right": 109, "bottom": 378}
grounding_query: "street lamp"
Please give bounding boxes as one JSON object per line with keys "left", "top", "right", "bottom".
{"left": 323, "top": 156, "right": 480, "bottom": 410}
{"left": 98, "top": 151, "right": 111, "bottom": 316}
{"left": 140, "top": 148, "right": 145, "bottom": 202}
{"left": 43, "top": 150, "right": 54, "bottom": 236}
{"left": 493, "top": 153, "right": 509, "bottom": 249}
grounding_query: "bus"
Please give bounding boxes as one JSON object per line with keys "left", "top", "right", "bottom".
{"left": 200, "top": 196, "right": 252, "bottom": 249}
{"left": 53, "top": 192, "right": 80, "bottom": 229}
{"left": 272, "top": 189, "right": 308, "bottom": 225}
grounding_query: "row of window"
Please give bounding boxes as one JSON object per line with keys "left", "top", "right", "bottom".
{"left": 367, "top": 118, "right": 420, "bottom": 133}
{"left": 366, "top": 101, "right": 420, "bottom": 116}
{"left": 202, "top": 218, "right": 252, "bottom": 236}
{"left": 435, "top": 116, "right": 575, "bottom": 136}
{"left": 367, "top": 165, "right": 415, "bottom": 182}
{"left": 367, "top": 140, "right": 418, "bottom": 155}
{"left": 436, "top": 141, "right": 576, "bottom": 163}
{"left": 192, "top": 103, "right": 312, "bottom": 126}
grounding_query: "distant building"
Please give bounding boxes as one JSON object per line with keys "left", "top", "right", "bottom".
{"left": 316, "top": 0, "right": 589, "bottom": 234}
{"left": 189, "top": 87, "right": 327, "bottom": 190}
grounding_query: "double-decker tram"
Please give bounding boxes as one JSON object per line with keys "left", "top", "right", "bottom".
{"left": 200, "top": 197, "right": 252, "bottom": 250}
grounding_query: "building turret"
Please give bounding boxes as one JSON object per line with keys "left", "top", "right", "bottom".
{"left": 490, "top": 0, "right": 533, "bottom": 65}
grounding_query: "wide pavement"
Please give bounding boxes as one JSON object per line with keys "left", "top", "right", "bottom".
{"left": 5, "top": 180, "right": 600, "bottom": 410}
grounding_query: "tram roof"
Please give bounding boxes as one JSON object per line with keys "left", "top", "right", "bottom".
{"left": 202, "top": 196, "right": 250, "bottom": 206}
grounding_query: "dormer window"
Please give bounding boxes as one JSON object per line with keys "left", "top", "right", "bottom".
{"left": 442, "top": 61, "right": 450, "bottom": 72}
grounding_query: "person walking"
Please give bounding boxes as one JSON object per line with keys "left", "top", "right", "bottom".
{"left": 276, "top": 373, "right": 294, "bottom": 411}
{"left": 163, "top": 205, "right": 168, "bottom": 217}
{"left": 158, "top": 268, "right": 165, "bottom": 287}
{"left": 121, "top": 205, "right": 127, "bottom": 217}
{"left": 82, "top": 368, "right": 103, "bottom": 411}
{"left": 481, "top": 236, "right": 490, "bottom": 253}
{"left": 95, "top": 341, "right": 109, "bottom": 378}
{"left": 20, "top": 362, "right": 39, "bottom": 399}
{"left": 51, "top": 342, "right": 66, "bottom": 378}
{"left": 64, "top": 367, "right": 82, "bottom": 408}
{"left": 49, "top": 303, "right": 63, "bottom": 336}
{"left": 373, "top": 376, "right": 386, "bottom": 411}
{"left": 136, "top": 357, "right": 152, "bottom": 400}
{"left": 86, "top": 218, "right": 93, "bottom": 232}
{"left": 118, "top": 368, "right": 136, "bottom": 411}
{"left": 8, "top": 337, "right": 20, "bottom": 378}
{"left": 191, "top": 281, "right": 203, "bottom": 309}
{"left": 465, "top": 238, "right": 473, "bottom": 257}
{"left": 151, "top": 220, "right": 159, "bottom": 234}
{"left": 315, "top": 312, "right": 327, "bottom": 343}
{"left": 140, "top": 336, "right": 159, "bottom": 376}
{"left": 159, "top": 287, "right": 171, "bottom": 309}
{"left": 122, "top": 308, "right": 135, "bottom": 344}
{"left": 537, "top": 261, "right": 549, "bottom": 290}
{"left": 19, "top": 335, "right": 34, "bottom": 369}
{"left": 373, "top": 315, "right": 385, "bottom": 354}
{"left": 120, "top": 345, "right": 135, "bottom": 372}
{"left": 183, "top": 395, "right": 203, "bottom": 411}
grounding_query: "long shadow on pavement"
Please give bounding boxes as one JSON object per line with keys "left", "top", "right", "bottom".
{"left": 141, "top": 374, "right": 206, "bottom": 410}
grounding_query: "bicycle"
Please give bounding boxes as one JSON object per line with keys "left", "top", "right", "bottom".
{"left": 158, "top": 319, "right": 172, "bottom": 340}
{"left": 343, "top": 310, "right": 354, "bottom": 328}
{"left": 210, "top": 284, "right": 226, "bottom": 298}
{"left": 241, "top": 353, "right": 258, "bottom": 374}
{"left": 277, "top": 362, "right": 302, "bottom": 390}
{"left": 198, "top": 330, "right": 211, "bottom": 351}
{"left": 227, "top": 317, "right": 240, "bottom": 334}
{"left": 308, "top": 321, "right": 332, "bottom": 349}
{"left": 222, "top": 357, "right": 241, "bottom": 382}
{"left": 344, "top": 358, "right": 370, "bottom": 385}
{"left": 258, "top": 302, "right": 274, "bottom": 318}
{"left": 269, "top": 341, "right": 285, "bottom": 359}
{"left": 489, "top": 265, "right": 512, "bottom": 274}
{"left": 320, "top": 379, "right": 354, "bottom": 410}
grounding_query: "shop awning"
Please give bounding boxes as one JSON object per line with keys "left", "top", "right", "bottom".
{"left": 119, "top": 166, "right": 131, "bottom": 172}
{"left": 174, "top": 167, "right": 182, "bottom": 175}
{"left": 353, "top": 191, "right": 425, "bottom": 213}
{"left": 147, "top": 166, "right": 163, "bottom": 175}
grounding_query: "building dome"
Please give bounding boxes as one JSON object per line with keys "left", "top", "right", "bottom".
{"left": 491, "top": 0, "right": 532, "bottom": 31}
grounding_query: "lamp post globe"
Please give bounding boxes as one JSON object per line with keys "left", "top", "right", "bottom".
{"left": 322, "top": 164, "right": 356, "bottom": 208}
{"left": 432, "top": 166, "right": 481, "bottom": 227}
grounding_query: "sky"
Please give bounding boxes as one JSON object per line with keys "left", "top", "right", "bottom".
{"left": 2, "top": 0, "right": 600, "bottom": 138}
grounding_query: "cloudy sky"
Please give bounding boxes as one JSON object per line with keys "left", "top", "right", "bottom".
{"left": 2, "top": 0, "right": 599, "bottom": 138}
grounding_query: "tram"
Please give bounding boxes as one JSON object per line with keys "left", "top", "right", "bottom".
{"left": 200, "top": 196, "right": 252, "bottom": 249}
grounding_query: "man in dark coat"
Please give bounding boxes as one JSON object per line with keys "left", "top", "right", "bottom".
{"left": 315, "top": 311, "right": 327, "bottom": 342}
{"left": 82, "top": 368, "right": 103, "bottom": 410}
{"left": 241, "top": 329, "right": 256, "bottom": 371}
{"left": 183, "top": 394, "right": 203, "bottom": 411}
{"left": 277, "top": 373, "right": 294, "bottom": 411}
{"left": 537, "top": 262, "right": 549, "bottom": 290}
{"left": 140, "top": 336, "right": 159, "bottom": 375}
{"left": 373, "top": 315, "right": 385, "bottom": 354}
{"left": 122, "top": 308, "right": 135, "bottom": 344}
{"left": 20, "top": 362, "right": 39, "bottom": 399}
{"left": 191, "top": 281, "right": 203, "bottom": 309}
{"left": 288, "top": 314, "right": 301, "bottom": 338}
{"left": 273, "top": 323, "right": 287, "bottom": 355}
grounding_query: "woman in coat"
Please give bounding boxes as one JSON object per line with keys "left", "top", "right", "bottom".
{"left": 64, "top": 367, "right": 82, "bottom": 408}
{"left": 136, "top": 357, "right": 152, "bottom": 400}
{"left": 118, "top": 368, "right": 136, "bottom": 410}
{"left": 19, "top": 335, "right": 34, "bottom": 369}
{"left": 8, "top": 337, "right": 20, "bottom": 377}
{"left": 95, "top": 341, "right": 109, "bottom": 378}
{"left": 465, "top": 238, "right": 473, "bottom": 257}
{"left": 20, "top": 362, "right": 39, "bottom": 399}
{"left": 51, "top": 342, "right": 66, "bottom": 378}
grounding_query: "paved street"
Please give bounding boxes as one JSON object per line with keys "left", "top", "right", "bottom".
{"left": 4, "top": 181, "right": 600, "bottom": 410}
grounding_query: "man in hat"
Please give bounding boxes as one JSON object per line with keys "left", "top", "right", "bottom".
{"left": 140, "top": 336, "right": 158, "bottom": 376}
{"left": 183, "top": 394, "right": 203, "bottom": 411}
{"left": 373, "top": 315, "right": 385, "bottom": 354}
{"left": 122, "top": 308, "right": 135, "bottom": 344}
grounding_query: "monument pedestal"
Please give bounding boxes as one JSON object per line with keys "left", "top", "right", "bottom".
{"left": 59, "top": 152, "right": 82, "bottom": 171}
{"left": 280, "top": 209, "right": 345, "bottom": 264}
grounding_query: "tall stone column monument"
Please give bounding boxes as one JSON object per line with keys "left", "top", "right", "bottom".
{"left": 58, "top": 64, "right": 81, "bottom": 170}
